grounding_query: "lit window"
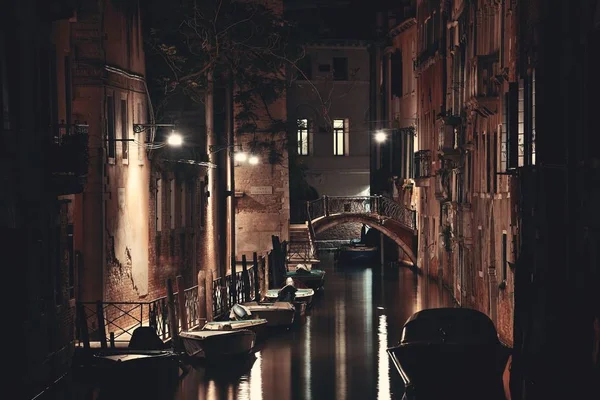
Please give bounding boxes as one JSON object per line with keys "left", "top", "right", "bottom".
{"left": 531, "top": 70, "right": 536, "bottom": 165}
{"left": 297, "top": 119, "right": 309, "bottom": 155}
{"left": 333, "top": 119, "right": 346, "bottom": 156}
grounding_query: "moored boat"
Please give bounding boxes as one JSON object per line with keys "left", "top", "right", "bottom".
{"left": 202, "top": 318, "right": 268, "bottom": 340}
{"left": 179, "top": 329, "right": 256, "bottom": 360}
{"left": 238, "top": 301, "right": 296, "bottom": 328}
{"left": 264, "top": 288, "right": 315, "bottom": 307}
{"left": 387, "top": 307, "right": 510, "bottom": 400}
{"left": 284, "top": 265, "right": 325, "bottom": 290}
{"left": 335, "top": 243, "right": 378, "bottom": 266}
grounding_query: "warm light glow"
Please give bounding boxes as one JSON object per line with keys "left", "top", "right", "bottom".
{"left": 375, "top": 131, "right": 387, "bottom": 143}
{"left": 167, "top": 132, "right": 183, "bottom": 146}
{"left": 248, "top": 155, "right": 259, "bottom": 165}
{"left": 235, "top": 152, "right": 248, "bottom": 162}
{"left": 248, "top": 351, "right": 263, "bottom": 400}
{"left": 378, "top": 314, "right": 391, "bottom": 399}
{"left": 305, "top": 316, "right": 312, "bottom": 400}
{"left": 335, "top": 298, "right": 347, "bottom": 400}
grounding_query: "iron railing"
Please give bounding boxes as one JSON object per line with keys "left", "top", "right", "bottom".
{"left": 307, "top": 195, "right": 417, "bottom": 230}
{"left": 76, "top": 255, "right": 265, "bottom": 347}
{"left": 415, "top": 150, "right": 432, "bottom": 179}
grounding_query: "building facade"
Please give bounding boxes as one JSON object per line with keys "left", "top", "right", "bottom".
{"left": 3, "top": 1, "right": 88, "bottom": 397}
{"left": 287, "top": 41, "right": 371, "bottom": 244}
{"left": 65, "top": 0, "right": 153, "bottom": 303}
{"left": 372, "top": 2, "right": 420, "bottom": 263}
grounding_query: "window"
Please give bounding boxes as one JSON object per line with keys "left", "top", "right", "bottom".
{"left": 156, "top": 178, "right": 162, "bottom": 232}
{"left": 530, "top": 70, "right": 536, "bottom": 165}
{"left": 107, "top": 96, "right": 116, "bottom": 159}
{"left": 121, "top": 99, "right": 128, "bottom": 160}
{"left": 486, "top": 131, "right": 491, "bottom": 193}
{"left": 507, "top": 82, "right": 518, "bottom": 169}
{"left": 502, "top": 232, "right": 508, "bottom": 281}
{"left": 67, "top": 224, "right": 74, "bottom": 299}
{"left": 297, "top": 119, "right": 309, "bottom": 155}
{"left": 493, "top": 130, "right": 498, "bottom": 193}
{"left": 391, "top": 50, "right": 403, "bottom": 97}
{"left": 333, "top": 57, "right": 348, "bottom": 81}
{"left": 333, "top": 119, "right": 346, "bottom": 156}
{"left": 64, "top": 56, "right": 72, "bottom": 126}
{"left": 517, "top": 79, "right": 525, "bottom": 167}
{"left": 1, "top": 33, "right": 10, "bottom": 130}
{"left": 297, "top": 55, "right": 312, "bottom": 80}
{"left": 501, "top": 99, "right": 508, "bottom": 172}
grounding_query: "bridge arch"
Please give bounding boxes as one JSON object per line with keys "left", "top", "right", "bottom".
{"left": 311, "top": 213, "right": 418, "bottom": 265}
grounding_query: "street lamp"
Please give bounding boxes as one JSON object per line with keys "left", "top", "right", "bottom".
{"left": 375, "top": 130, "right": 387, "bottom": 143}
{"left": 166, "top": 132, "right": 183, "bottom": 146}
{"left": 234, "top": 152, "right": 248, "bottom": 163}
{"left": 248, "top": 155, "right": 259, "bottom": 165}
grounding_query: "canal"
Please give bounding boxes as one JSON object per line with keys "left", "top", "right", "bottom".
{"left": 70, "top": 252, "right": 455, "bottom": 400}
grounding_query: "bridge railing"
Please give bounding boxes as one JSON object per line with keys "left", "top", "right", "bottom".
{"left": 307, "top": 195, "right": 416, "bottom": 230}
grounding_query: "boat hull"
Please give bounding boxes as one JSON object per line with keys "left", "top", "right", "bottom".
{"left": 284, "top": 270, "right": 325, "bottom": 290}
{"left": 264, "top": 288, "right": 314, "bottom": 307}
{"left": 239, "top": 302, "right": 296, "bottom": 327}
{"left": 179, "top": 329, "right": 256, "bottom": 360}
{"left": 74, "top": 349, "right": 180, "bottom": 385}
{"left": 335, "top": 246, "right": 379, "bottom": 266}
{"left": 202, "top": 319, "right": 268, "bottom": 340}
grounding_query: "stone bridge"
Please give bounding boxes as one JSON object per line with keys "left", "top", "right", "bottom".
{"left": 306, "top": 196, "right": 418, "bottom": 265}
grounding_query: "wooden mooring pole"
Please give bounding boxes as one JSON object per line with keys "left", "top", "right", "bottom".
{"left": 96, "top": 300, "right": 107, "bottom": 349}
{"left": 76, "top": 302, "right": 90, "bottom": 350}
{"left": 205, "top": 269, "right": 214, "bottom": 322}
{"left": 166, "top": 278, "right": 180, "bottom": 350}
{"left": 242, "top": 254, "right": 250, "bottom": 302}
{"left": 253, "top": 252, "right": 260, "bottom": 301}
{"left": 197, "top": 271, "right": 207, "bottom": 327}
{"left": 176, "top": 275, "right": 188, "bottom": 331}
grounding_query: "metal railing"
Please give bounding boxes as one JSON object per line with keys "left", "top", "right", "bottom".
{"left": 307, "top": 195, "right": 417, "bottom": 230}
{"left": 76, "top": 255, "right": 266, "bottom": 347}
{"left": 415, "top": 150, "right": 432, "bottom": 179}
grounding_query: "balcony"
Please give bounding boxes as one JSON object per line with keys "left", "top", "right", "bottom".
{"left": 438, "top": 116, "right": 462, "bottom": 162}
{"left": 468, "top": 52, "right": 501, "bottom": 113}
{"left": 415, "top": 40, "right": 440, "bottom": 71}
{"left": 414, "top": 150, "right": 432, "bottom": 187}
{"left": 50, "top": 123, "right": 89, "bottom": 195}
{"left": 434, "top": 171, "right": 450, "bottom": 201}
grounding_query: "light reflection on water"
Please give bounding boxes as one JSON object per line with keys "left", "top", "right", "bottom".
{"left": 378, "top": 314, "right": 390, "bottom": 400}
{"left": 70, "top": 253, "right": 455, "bottom": 400}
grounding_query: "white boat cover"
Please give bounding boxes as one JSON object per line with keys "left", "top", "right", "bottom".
{"left": 240, "top": 301, "right": 295, "bottom": 311}
{"left": 203, "top": 319, "right": 267, "bottom": 330}
{"left": 265, "top": 288, "right": 314, "bottom": 299}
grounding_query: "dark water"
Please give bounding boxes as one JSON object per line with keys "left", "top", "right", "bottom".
{"left": 68, "top": 252, "right": 455, "bottom": 400}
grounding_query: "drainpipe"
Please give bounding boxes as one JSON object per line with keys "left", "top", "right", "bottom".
{"left": 226, "top": 72, "right": 236, "bottom": 270}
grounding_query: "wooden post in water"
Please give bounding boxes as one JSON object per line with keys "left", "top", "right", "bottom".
{"left": 166, "top": 278, "right": 180, "bottom": 350}
{"left": 205, "top": 269, "right": 214, "bottom": 322}
{"left": 77, "top": 302, "right": 90, "bottom": 350}
{"left": 242, "top": 254, "right": 250, "bottom": 302}
{"left": 253, "top": 252, "right": 260, "bottom": 301}
{"left": 110, "top": 332, "right": 115, "bottom": 348}
{"left": 261, "top": 253, "right": 268, "bottom": 295}
{"left": 230, "top": 255, "right": 237, "bottom": 307}
{"left": 197, "top": 271, "right": 207, "bottom": 327}
{"left": 96, "top": 301, "right": 107, "bottom": 349}
{"left": 176, "top": 275, "right": 188, "bottom": 331}
{"left": 267, "top": 251, "right": 273, "bottom": 289}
